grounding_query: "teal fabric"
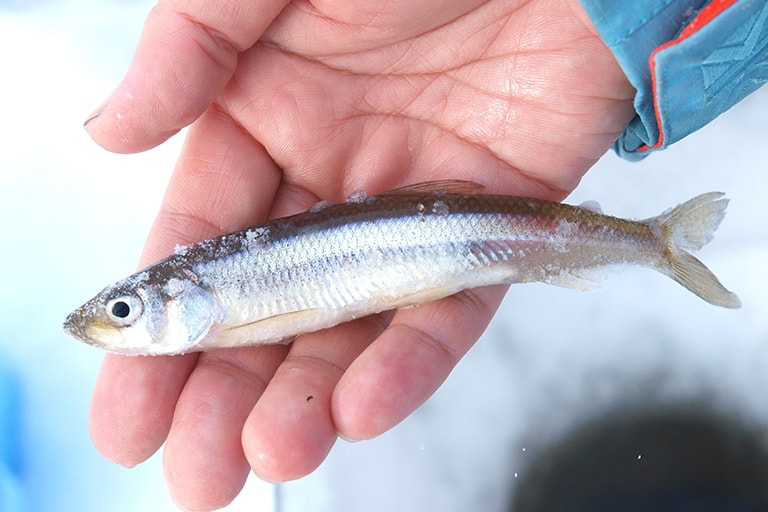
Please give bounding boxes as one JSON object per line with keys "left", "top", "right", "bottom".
{"left": 580, "top": 0, "right": 768, "bottom": 160}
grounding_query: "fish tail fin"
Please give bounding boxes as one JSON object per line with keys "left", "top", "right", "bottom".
{"left": 650, "top": 192, "right": 740, "bottom": 308}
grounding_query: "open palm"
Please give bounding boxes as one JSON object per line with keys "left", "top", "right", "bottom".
{"left": 87, "top": 0, "right": 634, "bottom": 509}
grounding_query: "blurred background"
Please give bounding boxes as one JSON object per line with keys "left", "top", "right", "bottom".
{"left": 0, "top": 1, "right": 766, "bottom": 511}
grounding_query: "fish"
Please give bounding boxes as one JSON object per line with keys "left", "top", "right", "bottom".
{"left": 63, "top": 180, "right": 740, "bottom": 356}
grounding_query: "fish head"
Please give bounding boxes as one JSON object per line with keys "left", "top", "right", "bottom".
{"left": 63, "top": 270, "right": 223, "bottom": 355}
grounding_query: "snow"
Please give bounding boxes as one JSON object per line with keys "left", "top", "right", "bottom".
{"left": 0, "top": 1, "right": 766, "bottom": 512}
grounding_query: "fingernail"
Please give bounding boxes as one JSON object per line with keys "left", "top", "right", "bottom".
{"left": 337, "top": 432, "right": 362, "bottom": 443}
{"left": 83, "top": 92, "right": 113, "bottom": 128}
{"left": 83, "top": 111, "right": 100, "bottom": 128}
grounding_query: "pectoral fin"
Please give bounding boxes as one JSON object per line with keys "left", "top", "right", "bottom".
{"left": 200, "top": 309, "right": 324, "bottom": 348}
{"left": 224, "top": 309, "right": 321, "bottom": 334}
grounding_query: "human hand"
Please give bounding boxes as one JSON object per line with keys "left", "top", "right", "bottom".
{"left": 86, "top": 0, "right": 634, "bottom": 509}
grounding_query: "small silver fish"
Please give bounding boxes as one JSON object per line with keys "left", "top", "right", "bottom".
{"left": 63, "top": 180, "right": 740, "bottom": 356}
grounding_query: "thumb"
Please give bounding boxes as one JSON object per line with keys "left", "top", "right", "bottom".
{"left": 85, "top": 0, "right": 290, "bottom": 153}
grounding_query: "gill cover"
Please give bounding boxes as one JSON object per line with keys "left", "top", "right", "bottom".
{"left": 157, "top": 277, "right": 223, "bottom": 353}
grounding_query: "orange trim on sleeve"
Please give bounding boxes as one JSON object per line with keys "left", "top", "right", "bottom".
{"left": 637, "top": 0, "right": 739, "bottom": 152}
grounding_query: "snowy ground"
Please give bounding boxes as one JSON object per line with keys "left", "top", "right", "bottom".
{"left": 0, "top": 2, "right": 766, "bottom": 512}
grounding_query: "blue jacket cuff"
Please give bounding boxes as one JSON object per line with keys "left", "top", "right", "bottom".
{"left": 579, "top": 0, "right": 768, "bottom": 160}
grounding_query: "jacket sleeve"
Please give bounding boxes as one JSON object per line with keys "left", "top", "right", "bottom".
{"left": 579, "top": 0, "right": 768, "bottom": 160}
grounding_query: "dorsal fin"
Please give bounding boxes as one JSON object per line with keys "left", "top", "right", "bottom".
{"left": 381, "top": 179, "right": 485, "bottom": 196}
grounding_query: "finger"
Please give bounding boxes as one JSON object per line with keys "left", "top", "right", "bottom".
{"left": 150, "top": 104, "right": 284, "bottom": 509}
{"left": 90, "top": 353, "right": 198, "bottom": 467}
{"left": 142, "top": 104, "right": 282, "bottom": 264}
{"left": 90, "top": 106, "right": 281, "bottom": 468}
{"left": 332, "top": 285, "right": 508, "bottom": 441}
{"left": 242, "top": 314, "right": 391, "bottom": 482}
{"left": 163, "top": 346, "right": 287, "bottom": 511}
{"left": 85, "top": 0, "right": 291, "bottom": 153}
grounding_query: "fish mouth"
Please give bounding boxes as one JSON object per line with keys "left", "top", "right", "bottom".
{"left": 62, "top": 309, "right": 157, "bottom": 356}
{"left": 62, "top": 312, "right": 86, "bottom": 342}
{"left": 62, "top": 308, "right": 110, "bottom": 349}
{"left": 62, "top": 316, "right": 100, "bottom": 348}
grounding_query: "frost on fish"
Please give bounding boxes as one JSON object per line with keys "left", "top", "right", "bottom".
{"left": 431, "top": 200, "right": 449, "bottom": 215}
{"left": 308, "top": 200, "right": 335, "bottom": 213}
{"left": 173, "top": 243, "right": 191, "bottom": 256}
{"left": 243, "top": 227, "right": 271, "bottom": 252}
{"left": 346, "top": 189, "right": 368, "bottom": 203}
{"left": 63, "top": 181, "right": 740, "bottom": 356}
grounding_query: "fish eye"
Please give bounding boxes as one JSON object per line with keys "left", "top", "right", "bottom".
{"left": 112, "top": 301, "right": 130, "bottom": 318}
{"left": 106, "top": 295, "right": 143, "bottom": 326}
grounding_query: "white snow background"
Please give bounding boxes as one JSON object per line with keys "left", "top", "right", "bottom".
{"left": 0, "top": 1, "right": 765, "bottom": 511}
